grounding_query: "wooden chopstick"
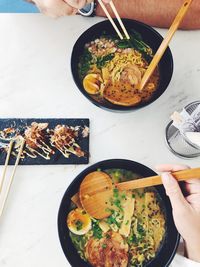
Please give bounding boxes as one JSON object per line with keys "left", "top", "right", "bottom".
{"left": 109, "top": 1, "right": 130, "bottom": 40}
{"left": 0, "top": 138, "right": 25, "bottom": 218}
{"left": 116, "top": 167, "right": 200, "bottom": 191}
{"left": 98, "top": 0, "right": 130, "bottom": 40}
{"left": 139, "top": 0, "right": 193, "bottom": 90}
{"left": 98, "top": 0, "right": 123, "bottom": 40}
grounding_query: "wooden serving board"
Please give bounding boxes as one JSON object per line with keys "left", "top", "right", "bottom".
{"left": 0, "top": 118, "right": 89, "bottom": 165}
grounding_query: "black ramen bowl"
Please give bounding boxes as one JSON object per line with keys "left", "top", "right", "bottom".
{"left": 71, "top": 19, "right": 173, "bottom": 112}
{"left": 58, "top": 159, "right": 180, "bottom": 267}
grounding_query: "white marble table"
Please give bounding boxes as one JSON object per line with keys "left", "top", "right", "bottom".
{"left": 0, "top": 14, "right": 199, "bottom": 267}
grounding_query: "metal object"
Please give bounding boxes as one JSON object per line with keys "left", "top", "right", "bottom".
{"left": 165, "top": 101, "right": 200, "bottom": 159}
{"left": 78, "top": 2, "right": 96, "bottom": 17}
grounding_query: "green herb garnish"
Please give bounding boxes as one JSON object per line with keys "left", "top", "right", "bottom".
{"left": 121, "top": 193, "right": 126, "bottom": 199}
{"left": 113, "top": 198, "right": 123, "bottom": 211}
{"left": 106, "top": 215, "right": 121, "bottom": 228}
{"left": 137, "top": 223, "right": 145, "bottom": 235}
{"left": 102, "top": 243, "right": 107, "bottom": 249}
{"left": 113, "top": 188, "right": 119, "bottom": 198}
{"left": 128, "top": 234, "right": 137, "bottom": 244}
{"left": 75, "top": 220, "right": 83, "bottom": 231}
{"left": 92, "top": 221, "right": 103, "bottom": 239}
{"left": 106, "top": 233, "right": 110, "bottom": 239}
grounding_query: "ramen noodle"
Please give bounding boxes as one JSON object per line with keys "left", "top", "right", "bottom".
{"left": 79, "top": 31, "right": 160, "bottom": 107}
{"left": 67, "top": 169, "right": 166, "bottom": 267}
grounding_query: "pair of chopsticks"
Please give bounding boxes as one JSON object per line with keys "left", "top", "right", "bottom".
{"left": 0, "top": 139, "right": 25, "bottom": 218}
{"left": 98, "top": 0, "right": 130, "bottom": 40}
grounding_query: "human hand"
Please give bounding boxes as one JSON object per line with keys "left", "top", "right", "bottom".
{"left": 31, "top": 0, "right": 111, "bottom": 18}
{"left": 156, "top": 164, "right": 200, "bottom": 263}
{"left": 64, "top": 0, "right": 111, "bottom": 9}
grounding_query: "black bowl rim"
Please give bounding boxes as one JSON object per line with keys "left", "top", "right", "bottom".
{"left": 71, "top": 19, "right": 174, "bottom": 112}
{"left": 58, "top": 159, "right": 180, "bottom": 267}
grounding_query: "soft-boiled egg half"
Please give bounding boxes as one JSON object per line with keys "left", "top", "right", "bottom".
{"left": 83, "top": 73, "right": 103, "bottom": 95}
{"left": 67, "top": 209, "right": 92, "bottom": 235}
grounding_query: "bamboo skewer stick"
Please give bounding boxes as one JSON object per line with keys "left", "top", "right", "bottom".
{"left": 0, "top": 139, "right": 25, "bottom": 218}
{"left": 0, "top": 140, "right": 14, "bottom": 194}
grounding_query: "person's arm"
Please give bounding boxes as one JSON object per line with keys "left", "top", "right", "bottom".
{"left": 96, "top": 0, "right": 200, "bottom": 30}
{"left": 156, "top": 164, "right": 200, "bottom": 263}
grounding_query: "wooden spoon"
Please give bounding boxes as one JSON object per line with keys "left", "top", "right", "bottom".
{"left": 79, "top": 171, "right": 113, "bottom": 219}
{"left": 139, "top": 0, "right": 193, "bottom": 90}
{"left": 78, "top": 167, "right": 200, "bottom": 219}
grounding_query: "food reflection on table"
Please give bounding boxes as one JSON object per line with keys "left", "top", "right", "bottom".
{"left": 67, "top": 169, "right": 165, "bottom": 267}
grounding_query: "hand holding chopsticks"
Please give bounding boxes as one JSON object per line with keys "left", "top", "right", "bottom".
{"left": 0, "top": 138, "right": 25, "bottom": 218}
{"left": 98, "top": 0, "right": 130, "bottom": 40}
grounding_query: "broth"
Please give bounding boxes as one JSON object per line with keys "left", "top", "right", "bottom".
{"left": 67, "top": 169, "right": 166, "bottom": 267}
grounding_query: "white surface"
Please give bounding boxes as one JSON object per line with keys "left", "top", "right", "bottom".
{"left": 186, "top": 132, "right": 200, "bottom": 148}
{"left": 0, "top": 14, "right": 200, "bottom": 267}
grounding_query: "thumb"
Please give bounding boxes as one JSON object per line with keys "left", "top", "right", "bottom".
{"left": 161, "top": 172, "right": 189, "bottom": 212}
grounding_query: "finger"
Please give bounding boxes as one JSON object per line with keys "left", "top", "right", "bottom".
{"left": 161, "top": 173, "right": 190, "bottom": 212}
{"left": 64, "top": 0, "right": 87, "bottom": 9}
{"left": 155, "top": 164, "right": 190, "bottom": 173}
{"left": 186, "top": 193, "right": 200, "bottom": 204}
{"left": 103, "top": 0, "right": 111, "bottom": 3}
{"left": 185, "top": 178, "right": 200, "bottom": 184}
{"left": 190, "top": 203, "right": 200, "bottom": 212}
{"left": 186, "top": 194, "right": 200, "bottom": 211}
{"left": 185, "top": 182, "right": 200, "bottom": 194}
{"left": 35, "top": 0, "right": 76, "bottom": 17}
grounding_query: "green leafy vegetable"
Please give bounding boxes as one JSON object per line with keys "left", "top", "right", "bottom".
{"left": 96, "top": 53, "right": 115, "bottom": 69}
{"left": 116, "top": 30, "right": 153, "bottom": 63}
{"left": 79, "top": 48, "right": 93, "bottom": 79}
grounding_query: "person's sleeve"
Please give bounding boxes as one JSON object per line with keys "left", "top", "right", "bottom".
{"left": 171, "top": 254, "right": 200, "bottom": 267}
